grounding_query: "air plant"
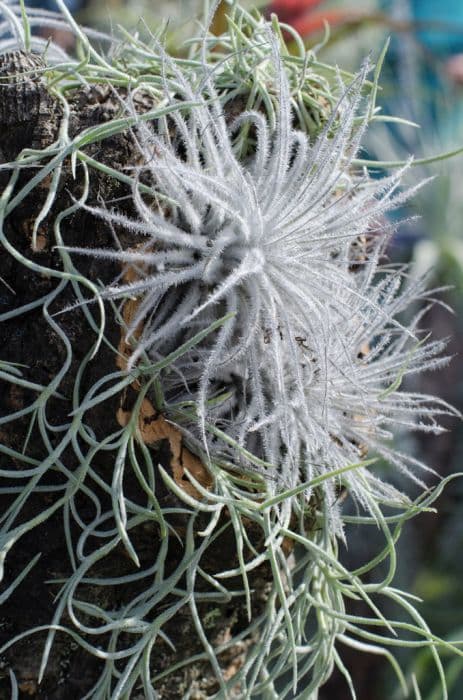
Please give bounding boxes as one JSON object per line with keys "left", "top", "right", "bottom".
{"left": 0, "top": 1, "right": 460, "bottom": 699}
{"left": 66, "top": 29, "right": 453, "bottom": 527}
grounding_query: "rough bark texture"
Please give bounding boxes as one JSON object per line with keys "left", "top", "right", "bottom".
{"left": 0, "top": 52, "right": 272, "bottom": 699}
{"left": 0, "top": 51, "right": 62, "bottom": 161}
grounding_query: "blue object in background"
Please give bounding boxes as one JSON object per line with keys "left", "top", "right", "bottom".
{"left": 411, "top": 0, "right": 463, "bottom": 56}
{"left": 25, "top": 0, "right": 84, "bottom": 12}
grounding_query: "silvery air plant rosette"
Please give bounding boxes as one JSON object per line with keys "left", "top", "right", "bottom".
{"left": 0, "top": 1, "right": 460, "bottom": 698}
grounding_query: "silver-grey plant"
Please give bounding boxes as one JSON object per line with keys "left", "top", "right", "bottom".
{"left": 66, "top": 32, "right": 455, "bottom": 532}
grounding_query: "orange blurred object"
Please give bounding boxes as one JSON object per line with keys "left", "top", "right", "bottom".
{"left": 287, "top": 9, "right": 361, "bottom": 35}
{"left": 268, "top": 0, "right": 361, "bottom": 37}
{"left": 210, "top": 0, "right": 362, "bottom": 39}
{"left": 269, "top": 0, "right": 324, "bottom": 24}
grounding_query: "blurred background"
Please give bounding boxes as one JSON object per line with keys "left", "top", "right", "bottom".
{"left": 28, "top": 0, "right": 463, "bottom": 697}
